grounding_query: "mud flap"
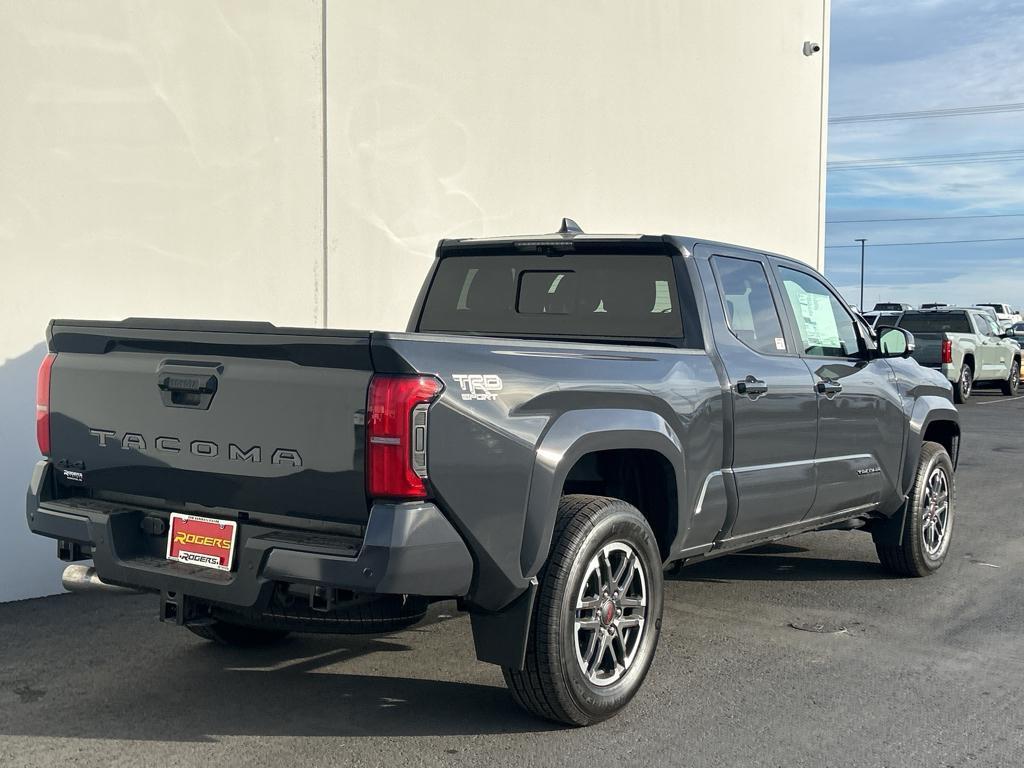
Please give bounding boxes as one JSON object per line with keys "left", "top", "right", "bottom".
{"left": 469, "top": 578, "right": 538, "bottom": 669}
{"left": 870, "top": 502, "right": 909, "bottom": 547}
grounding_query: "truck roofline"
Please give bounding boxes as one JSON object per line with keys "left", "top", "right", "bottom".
{"left": 437, "top": 230, "right": 812, "bottom": 267}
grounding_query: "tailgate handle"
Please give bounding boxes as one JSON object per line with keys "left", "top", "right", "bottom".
{"left": 157, "top": 364, "right": 220, "bottom": 410}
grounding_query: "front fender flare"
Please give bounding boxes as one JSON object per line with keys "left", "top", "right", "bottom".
{"left": 518, "top": 409, "right": 685, "bottom": 578}
{"left": 903, "top": 396, "right": 960, "bottom": 494}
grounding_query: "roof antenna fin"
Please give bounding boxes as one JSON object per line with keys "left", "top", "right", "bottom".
{"left": 557, "top": 218, "right": 583, "bottom": 235}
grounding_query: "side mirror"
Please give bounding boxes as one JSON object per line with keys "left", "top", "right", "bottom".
{"left": 877, "top": 326, "right": 914, "bottom": 359}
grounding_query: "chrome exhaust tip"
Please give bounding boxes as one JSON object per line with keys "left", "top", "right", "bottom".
{"left": 61, "top": 564, "right": 140, "bottom": 595}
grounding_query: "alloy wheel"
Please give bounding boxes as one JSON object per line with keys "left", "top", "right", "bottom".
{"left": 961, "top": 368, "right": 972, "bottom": 400}
{"left": 573, "top": 542, "right": 648, "bottom": 687}
{"left": 921, "top": 466, "right": 951, "bottom": 558}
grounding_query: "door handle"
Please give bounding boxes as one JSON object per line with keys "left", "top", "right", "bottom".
{"left": 736, "top": 376, "right": 768, "bottom": 399}
{"left": 816, "top": 379, "right": 843, "bottom": 397}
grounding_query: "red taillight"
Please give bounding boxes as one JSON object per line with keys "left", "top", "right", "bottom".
{"left": 366, "top": 374, "right": 443, "bottom": 499}
{"left": 36, "top": 352, "right": 56, "bottom": 456}
{"left": 941, "top": 339, "right": 953, "bottom": 365}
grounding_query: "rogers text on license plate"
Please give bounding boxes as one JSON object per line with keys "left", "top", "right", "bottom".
{"left": 166, "top": 513, "right": 238, "bottom": 571}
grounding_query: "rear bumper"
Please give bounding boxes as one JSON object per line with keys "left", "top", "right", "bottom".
{"left": 922, "top": 363, "right": 956, "bottom": 381}
{"left": 26, "top": 461, "right": 473, "bottom": 609}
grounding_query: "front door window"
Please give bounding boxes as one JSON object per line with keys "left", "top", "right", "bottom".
{"left": 778, "top": 267, "right": 861, "bottom": 358}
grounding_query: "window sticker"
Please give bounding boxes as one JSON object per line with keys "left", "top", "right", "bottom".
{"left": 785, "top": 282, "right": 841, "bottom": 349}
{"left": 775, "top": 336, "right": 786, "bottom": 351}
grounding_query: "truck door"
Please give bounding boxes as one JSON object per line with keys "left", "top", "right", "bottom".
{"left": 973, "top": 311, "right": 1011, "bottom": 381}
{"left": 770, "top": 262, "right": 905, "bottom": 518}
{"left": 698, "top": 248, "right": 818, "bottom": 538}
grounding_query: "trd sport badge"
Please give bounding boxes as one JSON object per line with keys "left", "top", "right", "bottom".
{"left": 452, "top": 374, "right": 503, "bottom": 401}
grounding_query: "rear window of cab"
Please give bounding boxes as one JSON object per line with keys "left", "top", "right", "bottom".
{"left": 418, "top": 254, "right": 683, "bottom": 340}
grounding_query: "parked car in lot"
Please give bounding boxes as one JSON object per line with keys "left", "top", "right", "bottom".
{"left": 921, "top": 302, "right": 948, "bottom": 310}
{"left": 862, "top": 310, "right": 903, "bottom": 330}
{"left": 873, "top": 302, "right": 913, "bottom": 312}
{"left": 897, "top": 308, "right": 1023, "bottom": 402}
{"left": 1007, "top": 322, "right": 1024, "bottom": 343}
{"left": 976, "top": 303, "right": 1022, "bottom": 328}
{"left": 27, "top": 223, "right": 961, "bottom": 726}
{"left": 973, "top": 305, "right": 1005, "bottom": 330}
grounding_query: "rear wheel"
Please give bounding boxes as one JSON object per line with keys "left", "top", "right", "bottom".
{"left": 953, "top": 364, "right": 972, "bottom": 403}
{"left": 876, "top": 441, "right": 955, "bottom": 577}
{"left": 1000, "top": 359, "right": 1020, "bottom": 396}
{"left": 503, "top": 495, "right": 663, "bottom": 726}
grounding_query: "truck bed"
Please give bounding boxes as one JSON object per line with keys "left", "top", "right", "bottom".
{"left": 907, "top": 332, "right": 947, "bottom": 367}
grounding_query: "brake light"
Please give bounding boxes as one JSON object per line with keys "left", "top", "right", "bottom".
{"left": 941, "top": 339, "right": 953, "bottom": 365}
{"left": 36, "top": 352, "right": 56, "bottom": 456}
{"left": 366, "top": 374, "right": 443, "bottom": 499}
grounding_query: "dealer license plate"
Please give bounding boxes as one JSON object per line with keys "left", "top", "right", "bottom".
{"left": 166, "top": 513, "right": 238, "bottom": 571}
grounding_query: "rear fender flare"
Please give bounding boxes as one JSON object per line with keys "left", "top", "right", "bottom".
{"left": 519, "top": 409, "right": 684, "bottom": 578}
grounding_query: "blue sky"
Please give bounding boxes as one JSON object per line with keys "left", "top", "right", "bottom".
{"left": 826, "top": 0, "right": 1024, "bottom": 309}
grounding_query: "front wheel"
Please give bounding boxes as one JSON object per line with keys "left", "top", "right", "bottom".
{"left": 953, "top": 364, "right": 972, "bottom": 403}
{"left": 1001, "top": 359, "right": 1020, "bottom": 396}
{"left": 875, "top": 441, "right": 955, "bottom": 577}
{"left": 503, "top": 495, "right": 663, "bottom": 726}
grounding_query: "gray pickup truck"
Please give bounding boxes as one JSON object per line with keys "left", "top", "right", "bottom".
{"left": 897, "top": 308, "right": 1022, "bottom": 403}
{"left": 27, "top": 222, "right": 960, "bottom": 726}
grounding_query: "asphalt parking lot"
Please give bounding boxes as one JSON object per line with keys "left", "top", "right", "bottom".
{"left": 2, "top": 392, "right": 1023, "bottom": 768}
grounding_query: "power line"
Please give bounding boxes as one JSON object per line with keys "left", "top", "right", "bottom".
{"left": 830, "top": 102, "right": 1024, "bottom": 125}
{"left": 830, "top": 149, "right": 1024, "bottom": 167}
{"left": 829, "top": 157, "right": 1024, "bottom": 172}
{"left": 827, "top": 212, "right": 1024, "bottom": 224}
{"left": 828, "top": 148, "right": 1024, "bottom": 172}
{"left": 829, "top": 148, "right": 1024, "bottom": 167}
{"left": 824, "top": 236, "right": 1024, "bottom": 249}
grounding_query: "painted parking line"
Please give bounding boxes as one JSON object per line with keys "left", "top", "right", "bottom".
{"left": 976, "top": 395, "right": 1024, "bottom": 406}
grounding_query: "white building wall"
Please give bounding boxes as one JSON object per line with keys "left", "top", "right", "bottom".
{"left": 0, "top": 0, "right": 829, "bottom": 601}
{"left": 0, "top": 1, "right": 325, "bottom": 601}
{"left": 327, "top": 0, "right": 831, "bottom": 329}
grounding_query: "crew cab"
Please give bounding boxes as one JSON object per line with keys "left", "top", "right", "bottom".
{"left": 27, "top": 221, "right": 961, "bottom": 726}
{"left": 897, "top": 308, "right": 1022, "bottom": 402}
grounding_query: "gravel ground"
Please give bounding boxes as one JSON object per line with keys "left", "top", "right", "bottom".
{"left": 1, "top": 391, "right": 1023, "bottom": 767}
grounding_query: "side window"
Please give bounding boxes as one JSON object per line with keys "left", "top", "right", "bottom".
{"left": 712, "top": 256, "right": 788, "bottom": 354}
{"left": 778, "top": 267, "right": 861, "bottom": 358}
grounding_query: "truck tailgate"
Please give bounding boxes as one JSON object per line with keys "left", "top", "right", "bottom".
{"left": 909, "top": 333, "right": 945, "bottom": 367}
{"left": 46, "top": 319, "right": 371, "bottom": 524}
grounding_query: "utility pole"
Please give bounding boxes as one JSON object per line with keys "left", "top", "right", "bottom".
{"left": 856, "top": 238, "right": 867, "bottom": 310}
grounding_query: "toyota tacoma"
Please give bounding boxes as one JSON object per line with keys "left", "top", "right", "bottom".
{"left": 27, "top": 220, "right": 960, "bottom": 726}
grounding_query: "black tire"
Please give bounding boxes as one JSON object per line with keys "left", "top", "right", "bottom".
{"left": 187, "top": 620, "right": 291, "bottom": 647}
{"left": 953, "top": 364, "right": 972, "bottom": 403}
{"left": 503, "top": 495, "right": 663, "bottom": 726}
{"left": 1000, "top": 359, "right": 1020, "bottom": 396}
{"left": 876, "top": 442, "right": 955, "bottom": 577}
